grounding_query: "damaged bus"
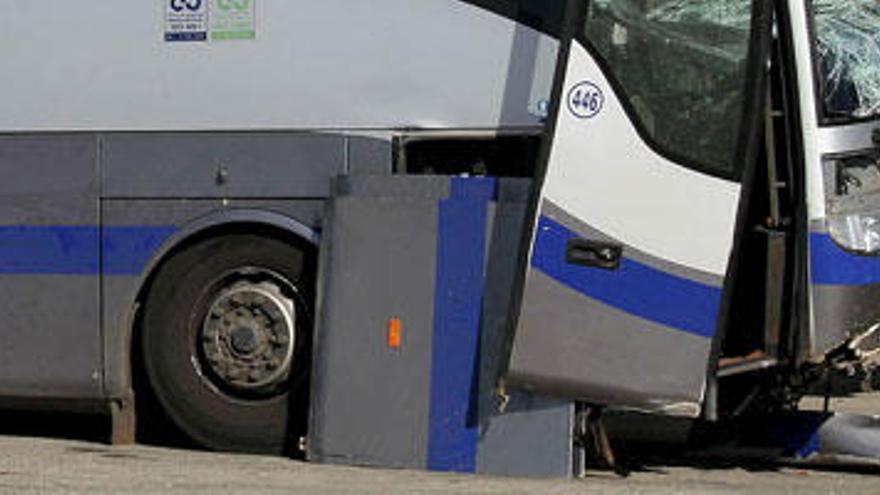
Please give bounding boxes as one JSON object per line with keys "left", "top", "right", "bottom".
{"left": 508, "top": 0, "right": 880, "bottom": 463}
{"left": 2, "top": 0, "right": 880, "bottom": 468}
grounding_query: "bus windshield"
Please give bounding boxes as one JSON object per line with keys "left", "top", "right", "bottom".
{"left": 813, "top": 0, "right": 880, "bottom": 122}
{"left": 582, "top": 0, "right": 754, "bottom": 176}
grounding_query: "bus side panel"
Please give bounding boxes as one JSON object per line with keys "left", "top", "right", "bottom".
{"left": 99, "top": 131, "right": 391, "bottom": 398}
{"left": 102, "top": 133, "right": 346, "bottom": 199}
{"left": 1, "top": 0, "right": 558, "bottom": 132}
{"left": 810, "top": 226, "right": 880, "bottom": 356}
{"left": 510, "top": 201, "right": 719, "bottom": 414}
{"left": 0, "top": 135, "right": 101, "bottom": 399}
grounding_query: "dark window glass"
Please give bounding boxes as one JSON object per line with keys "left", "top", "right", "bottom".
{"left": 812, "top": 1, "right": 880, "bottom": 123}
{"left": 582, "top": 0, "right": 755, "bottom": 176}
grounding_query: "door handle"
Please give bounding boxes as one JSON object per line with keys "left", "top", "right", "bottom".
{"left": 566, "top": 239, "right": 622, "bottom": 270}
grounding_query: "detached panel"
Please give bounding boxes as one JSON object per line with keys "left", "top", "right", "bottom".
{"left": 308, "top": 177, "right": 447, "bottom": 468}
{"left": 309, "top": 175, "right": 573, "bottom": 478}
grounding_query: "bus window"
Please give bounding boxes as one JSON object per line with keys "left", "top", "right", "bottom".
{"left": 812, "top": 0, "right": 880, "bottom": 122}
{"left": 581, "top": 0, "right": 754, "bottom": 177}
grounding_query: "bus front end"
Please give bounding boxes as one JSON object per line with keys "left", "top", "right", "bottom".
{"left": 803, "top": 1, "right": 880, "bottom": 361}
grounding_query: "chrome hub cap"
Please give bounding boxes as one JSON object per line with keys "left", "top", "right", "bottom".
{"left": 200, "top": 280, "right": 296, "bottom": 394}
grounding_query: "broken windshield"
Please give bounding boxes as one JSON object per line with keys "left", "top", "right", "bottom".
{"left": 582, "top": 0, "right": 755, "bottom": 176}
{"left": 813, "top": 0, "right": 880, "bottom": 122}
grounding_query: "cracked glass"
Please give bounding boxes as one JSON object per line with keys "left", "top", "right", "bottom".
{"left": 813, "top": 0, "right": 880, "bottom": 122}
{"left": 582, "top": 0, "right": 755, "bottom": 176}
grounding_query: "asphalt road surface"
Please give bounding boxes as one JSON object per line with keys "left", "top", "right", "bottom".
{"left": 1, "top": 435, "right": 880, "bottom": 494}
{"left": 0, "top": 396, "right": 879, "bottom": 494}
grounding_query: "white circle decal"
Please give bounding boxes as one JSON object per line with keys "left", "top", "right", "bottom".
{"left": 567, "top": 81, "right": 605, "bottom": 119}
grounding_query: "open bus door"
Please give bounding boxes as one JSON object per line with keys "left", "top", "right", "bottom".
{"left": 505, "top": 0, "right": 773, "bottom": 416}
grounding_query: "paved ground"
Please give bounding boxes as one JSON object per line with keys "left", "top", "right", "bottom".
{"left": 0, "top": 396, "right": 879, "bottom": 494}
{"left": 800, "top": 392, "right": 880, "bottom": 417}
{"left": 1, "top": 434, "right": 880, "bottom": 494}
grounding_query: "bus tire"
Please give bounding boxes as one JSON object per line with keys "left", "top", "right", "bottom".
{"left": 140, "top": 233, "right": 313, "bottom": 454}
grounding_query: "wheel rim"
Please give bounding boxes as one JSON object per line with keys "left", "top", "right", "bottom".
{"left": 197, "top": 269, "right": 297, "bottom": 397}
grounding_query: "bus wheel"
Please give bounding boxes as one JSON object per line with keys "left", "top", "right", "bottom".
{"left": 141, "top": 234, "right": 313, "bottom": 454}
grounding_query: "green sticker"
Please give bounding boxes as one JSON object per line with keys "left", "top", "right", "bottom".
{"left": 212, "top": 0, "right": 256, "bottom": 41}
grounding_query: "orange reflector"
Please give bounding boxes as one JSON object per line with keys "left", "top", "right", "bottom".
{"left": 388, "top": 318, "right": 403, "bottom": 349}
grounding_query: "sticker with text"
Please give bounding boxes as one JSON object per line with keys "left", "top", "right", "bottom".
{"left": 165, "top": 0, "right": 208, "bottom": 42}
{"left": 212, "top": 0, "right": 256, "bottom": 41}
{"left": 567, "top": 81, "right": 604, "bottom": 119}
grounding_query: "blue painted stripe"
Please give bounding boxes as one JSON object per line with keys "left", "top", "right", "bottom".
{"left": 810, "top": 233, "right": 880, "bottom": 286}
{"left": 427, "top": 178, "right": 494, "bottom": 473}
{"left": 0, "top": 226, "right": 175, "bottom": 276}
{"left": 103, "top": 226, "right": 178, "bottom": 275}
{"left": 0, "top": 226, "right": 99, "bottom": 275}
{"left": 531, "top": 216, "right": 722, "bottom": 339}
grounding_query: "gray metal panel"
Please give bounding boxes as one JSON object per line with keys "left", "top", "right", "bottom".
{"left": 100, "top": 199, "right": 326, "bottom": 232}
{"left": 0, "top": 135, "right": 100, "bottom": 398}
{"left": 811, "top": 283, "right": 880, "bottom": 355}
{"left": 333, "top": 175, "right": 452, "bottom": 200}
{"left": 808, "top": 219, "right": 880, "bottom": 356}
{"left": 100, "top": 199, "right": 325, "bottom": 398}
{"left": 510, "top": 271, "right": 709, "bottom": 415}
{"left": 0, "top": 276, "right": 101, "bottom": 398}
{"left": 347, "top": 136, "right": 393, "bottom": 176}
{"left": 478, "top": 180, "right": 531, "bottom": 423}
{"left": 0, "top": 134, "right": 97, "bottom": 224}
{"left": 477, "top": 390, "right": 573, "bottom": 478}
{"left": 818, "top": 120, "right": 878, "bottom": 155}
{"left": 102, "top": 275, "right": 146, "bottom": 400}
{"left": 311, "top": 176, "right": 573, "bottom": 477}
{"left": 102, "top": 133, "right": 345, "bottom": 199}
{"left": 476, "top": 179, "right": 573, "bottom": 478}
{"left": 308, "top": 194, "right": 440, "bottom": 468}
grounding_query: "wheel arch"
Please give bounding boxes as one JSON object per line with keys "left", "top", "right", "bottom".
{"left": 112, "top": 208, "right": 320, "bottom": 400}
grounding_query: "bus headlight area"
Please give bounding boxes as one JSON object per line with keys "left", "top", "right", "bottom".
{"left": 828, "top": 211, "right": 880, "bottom": 253}
{"left": 826, "top": 153, "right": 880, "bottom": 253}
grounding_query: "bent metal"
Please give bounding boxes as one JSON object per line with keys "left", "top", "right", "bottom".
{"left": 1, "top": 0, "right": 880, "bottom": 478}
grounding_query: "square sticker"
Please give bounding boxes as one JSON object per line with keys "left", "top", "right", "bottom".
{"left": 165, "top": 0, "right": 208, "bottom": 42}
{"left": 212, "top": 0, "right": 256, "bottom": 41}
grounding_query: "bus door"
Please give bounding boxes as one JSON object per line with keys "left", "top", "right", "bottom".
{"left": 506, "top": 0, "right": 771, "bottom": 415}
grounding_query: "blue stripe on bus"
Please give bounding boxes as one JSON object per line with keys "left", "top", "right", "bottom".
{"left": 0, "top": 226, "right": 99, "bottom": 275}
{"left": 103, "top": 226, "right": 178, "bottom": 275}
{"left": 0, "top": 226, "right": 176, "bottom": 276}
{"left": 531, "top": 216, "right": 722, "bottom": 339}
{"left": 810, "top": 233, "right": 880, "bottom": 286}
{"left": 427, "top": 178, "right": 494, "bottom": 473}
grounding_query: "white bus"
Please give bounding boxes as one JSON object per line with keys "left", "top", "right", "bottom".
{"left": 1, "top": 0, "right": 878, "bottom": 461}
